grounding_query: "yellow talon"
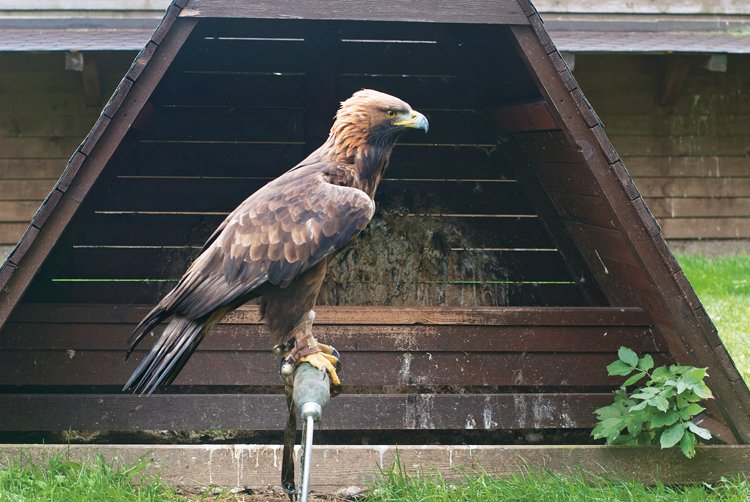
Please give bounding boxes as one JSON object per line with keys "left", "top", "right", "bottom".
{"left": 299, "top": 351, "right": 341, "bottom": 387}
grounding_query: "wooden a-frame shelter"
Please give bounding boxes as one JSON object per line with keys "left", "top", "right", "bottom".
{"left": 0, "top": 0, "right": 748, "bottom": 443}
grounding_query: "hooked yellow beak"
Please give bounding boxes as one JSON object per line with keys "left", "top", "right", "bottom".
{"left": 393, "top": 111, "right": 429, "bottom": 133}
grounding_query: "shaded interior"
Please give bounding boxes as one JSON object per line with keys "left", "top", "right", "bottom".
{"left": 24, "top": 19, "right": 596, "bottom": 307}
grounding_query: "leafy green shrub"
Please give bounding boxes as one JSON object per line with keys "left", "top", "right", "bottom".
{"left": 591, "top": 347, "right": 713, "bottom": 458}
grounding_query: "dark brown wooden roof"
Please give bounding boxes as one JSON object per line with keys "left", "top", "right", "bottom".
{"left": 0, "top": 0, "right": 748, "bottom": 442}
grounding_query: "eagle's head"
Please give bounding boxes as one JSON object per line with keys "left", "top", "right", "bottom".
{"left": 327, "top": 89, "right": 429, "bottom": 160}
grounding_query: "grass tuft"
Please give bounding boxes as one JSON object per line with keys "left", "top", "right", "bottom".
{"left": 0, "top": 452, "right": 184, "bottom": 501}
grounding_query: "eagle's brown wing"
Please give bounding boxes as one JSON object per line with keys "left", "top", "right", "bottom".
{"left": 156, "top": 167, "right": 375, "bottom": 320}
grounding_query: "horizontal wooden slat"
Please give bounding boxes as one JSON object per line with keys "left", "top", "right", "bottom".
{"left": 0, "top": 222, "right": 26, "bottom": 245}
{"left": 11, "top": 304, "right": 651, "bottom": 326}
{"left": 648, "top": 198, "right": 750, "bottom": 218}
{"left": 0, "top": 393, "right": 601, "bottom": 432}
{"left": 37, "top": 247, "right": 570, "bottom": 282}
{"left": 0, "top": 180, "right": 56, "bottom": 200}
{"left": 0, "top": 351, "right": 657, "bottom": 387}
{"left": 71, "top": 213, "right": 553, "bottom": 248}
{"left": 336, "top": 74, "right": 465, "bottom": 109}
{"left": 0, "top": 159, "right": 65, "bottom": 179}
{"left": 23, "top": 281, "right": 583, "bottom": 306}
{"left": 183, "top": 0, "right": 531, "bottom": 25}
{"left": 131, "top": 142, "right": 515, "bottom": 180}
{"left": 0, "top": 201, "right": 40, "bottom": 222}
{"left": 0, "top": 137, "right": 81, "bottom": 159}
{"left": 637, "top": 178, "right": 750, "bottom": 198}
{"left": 142, "top": 107, "right": 496, "bottom": 146}
{"left": 0, "top": 114, "right": 99, "bottom": 138}
{"left": 611, "top": 135, "right": 750, "bottom": 157}
{"left": 90, "top": 178, "right": 532, "bottom": 214}
{"left": 660, "top": 217, "right": 750, "bottom": 239}
{"left": 601, "top": 114, "right": 750, "bottom": 138}
{"left": 173, "top": 37, "right": 308, "bottom": 73}
{"left": 154, "top": 72, "right": 307, "bottom": 107}
{"left": 626, "top": 156, "right": 750, "bottom": 178}
{"left": 1, "top": 322, "right": 663, "bottom": 353}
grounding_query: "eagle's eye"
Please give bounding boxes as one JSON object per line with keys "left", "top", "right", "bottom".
{"left": 386, "top": 110, "right": 397, "bottom": 118}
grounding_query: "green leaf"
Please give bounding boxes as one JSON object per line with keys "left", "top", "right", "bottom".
{"left": 628, "top": 401, "right": 648, "bottom": 412}
{"left": 693, "top": 382, "right": 714, "bottom": 400}
{"left": 618, "top": 347, "right": 639, "bottom": 367}
{"left": 683, "top": 367, "right": 707, "bottom": 385}
{"left": 687, "top": 422, "right": 712, "bottom": 440}
{"left": 651, "top": 366, "right": 673, "bottom": 383}
{"left": 623, "top": 371, "right": 647, "bottom": 387}
{"left": 592, "top": 417, "right": 623, "bottom": 440}
{"left": 676, "top": 381, "right": 688, "bottom": 394}
{"left": 637, "top": 354, "right": 654, "bottom": 371}
{"left": 607, "top": 360, "right": 634, "bottom": 377}
{"left": 650, "top": 410, "right": 679, "bottom": 428}
{"left": 660, "top": 423, "right": 686, "bottom": 449}
{"left": 680, "top": 430, "right": 696, "bottom": 459}
{"left": 594, "top": 404, "right": 625, "bottom": 420}
{"left": 650, "top": 396, "right": 670, "bottom": 412}
{"left": 679, "top": 403, "right": 705, "bottom": 420}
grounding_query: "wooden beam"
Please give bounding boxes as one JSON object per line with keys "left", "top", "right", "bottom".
{"left": 508, "top": 25, "right": 750, "bottom": 442}
{"left": 659, "top": 57, "right": 691, "bottom": 107}
{"left": 10, "top": 303, "right": 651, "bottom": 326}
{"left": 181, "top": 0, "right": 531, "bottom": 25}
{"left": 2, "top": 443, "right": 750, "bottom": 489}
{"left": 0, "top": 393, "right": 611, "bottom": 431}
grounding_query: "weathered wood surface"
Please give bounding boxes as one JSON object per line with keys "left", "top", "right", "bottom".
{"left": 0, "top": 16, "right": 197, "bottom": 332}
{"left": 2, "top": 443, "right": 750, "bottom": 489}
{"left": 574, "top": 54, "right": 750, "bottom": 240}
{"left": 0, "top": 304, "right": 660, "bottom": 406}
{"left": 11, "top": 303, "right": 651, "bottom": 326}
{"left": 509, "top": 24, "right": 750, "bottom": 442}
{"left": 0, "top": 54, "right": 134, "bottom": 246}
{"left": 182, "top": 0, "right": 531, "bottom": 25}
{"left": 0, "top": 393, "right": 611, "bottom": 431}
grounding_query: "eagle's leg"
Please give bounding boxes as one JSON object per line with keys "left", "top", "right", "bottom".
{"left": 284, "top": 310, "right": 341, "bottom": 386}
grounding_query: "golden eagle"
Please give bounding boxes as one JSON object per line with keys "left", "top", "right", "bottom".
{"left": 124, "top": 90, "right": 428, "bottom": 394}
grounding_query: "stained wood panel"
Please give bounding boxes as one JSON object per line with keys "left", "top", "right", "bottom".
{"left": 2, "top": 303, "right": 658, "bottom": 390}
{"left": 0, "top": 394, "right": 608, "bottom": 431}
{"left": 574, "top": 53, "right": 750, "bottom": 240}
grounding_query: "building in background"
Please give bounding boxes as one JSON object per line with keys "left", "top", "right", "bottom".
{"left": 0, "top": 0, "right": 748, "bottom": 260}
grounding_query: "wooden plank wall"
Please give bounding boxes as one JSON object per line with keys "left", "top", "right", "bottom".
{"left": 22, "top": 20, "right": 588, "bottom": 307}
{"left": 0, "top": 52, "right": 135, "bottom": 260}
{"left": 0, "top": 303, "right": 663, "bottom": 431}
{"left": 574, "top": 54, "right": 750, "bottom": 241}
{"left": 0, "top": 52, "right": 746, "bottom": 263}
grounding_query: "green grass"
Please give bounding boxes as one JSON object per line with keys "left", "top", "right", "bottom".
{"left": 365, "top": 464, "right": 750, "bottom": 502}
{"left": 676, "top": 254, "right": 750, "bottom": 383}
{"left": 0, "top": 453, "right": 185, "bottom": 502}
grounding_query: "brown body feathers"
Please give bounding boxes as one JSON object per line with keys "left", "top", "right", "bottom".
{"left": 124, "top": 90, "right": 428, "bottom": 394}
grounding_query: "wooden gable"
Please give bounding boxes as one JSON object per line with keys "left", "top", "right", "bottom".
{"left": 0, "top": 0, "right": 747, "bottom": 443}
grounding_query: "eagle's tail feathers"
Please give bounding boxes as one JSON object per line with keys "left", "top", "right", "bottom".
{"left": 126, "top": 306, "right": 167, "bottom": 359}
{"left": 123, "top": 316, "right": 206, "bottom": 395}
